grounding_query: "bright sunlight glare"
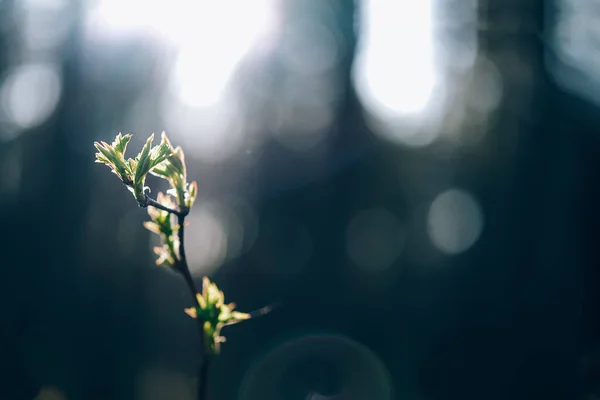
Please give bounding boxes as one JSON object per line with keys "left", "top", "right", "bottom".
{"left": 90, "top": 0, "right": 277, "bottom": 108}
{"left": 354, "top": 0, "right": 436, "bottom": 117}
{"left": 90, "top": 0, "right": 276, "bottom": 45}
{"left": 168, "top": 0, "right": 275, "bottom": 108}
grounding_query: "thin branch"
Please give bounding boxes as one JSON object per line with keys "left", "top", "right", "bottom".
{"left": 176, "top": 213, "right": 209, "bottom": 400}
{"left": 197, "top": 354, "right": 211, "bottom": 400}
{"left": 143, "top": 193, "right": 280, "bottom": 400}
{"left": 143, "top": 193, "right": 208, "bottom": 400}
{"left": 221, "top": 300, "right": 282, "bottom": 329}
{"left": 143, "top": 194, "right": 183, "bottom": 216}
{"left": 247, "top": 300, "right": 282, "bottom": 319}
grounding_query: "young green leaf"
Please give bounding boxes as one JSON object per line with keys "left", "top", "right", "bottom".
{"left": 112, "top": 132, "right": 132, "bottom": 155}
{"left": 186, "top": 181, "right": 198, "bottom": 209}
{"left": 93, "top": 133, "right": 134, "bottom": 185}
{"left": 149, "top": 132, "right": 195, "bottom": 210}
{"left": 144, "top": 192, "right": 180, "bottom": 266}
{"left": 127, "top": 158, "right": 137, "bottom": 174}
{"left": 153, "top": 244, "right": 176, "bottom": 266}
{"left": 132, "top": 134, "right": 155, "bottom": 202}
{"left": 127, "top": 133, "right": 179, "bottom": 205}
{"left": 183, "top": 277, "right": 251, "bottom": 355}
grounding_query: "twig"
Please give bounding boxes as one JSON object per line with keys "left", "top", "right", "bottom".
{"left": 177, "top": 213, "right": 210, "bottom": 400}
{"left": 144, "top": 195, "right": 208, "bottom": 400}
{"left": 143, "top": 194, "right": 280, "bottom": 400}
{"left": 221, "top": 301, "right": 282, "bottom": 329}
{"left": 143, "top": 194, "right": 183, "bottom": 217}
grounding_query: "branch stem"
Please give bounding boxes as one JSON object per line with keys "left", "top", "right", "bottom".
{"left": 177, "top": 213, "right": 210, "bottom": 400}
{"left": 144, "top": 194, "right": 209, "bottom": 400}
{"left": 144, "top": 195, "right": 183, "bottom": 216}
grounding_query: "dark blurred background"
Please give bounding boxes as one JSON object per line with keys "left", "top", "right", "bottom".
{"left": 0, "top": 0, "right": 599, "bottom": 399}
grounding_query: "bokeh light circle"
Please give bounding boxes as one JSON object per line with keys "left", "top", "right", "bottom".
{"left": 466, "top": 56, "right": 503, "bottom": 113}
{"left": 185, "top": 203, "right": 229, "bottom": 275}
{"left": 0, "top": 63, "right": 62, "bottom": 133}
{"left": 34, "top": 387, "right": 68, "bottom": 400}
{"left": 427, "top": 188, "right": 483, "bottom": 254}
{"left": 239, "top": 334, "right": 392, "bottom": 400}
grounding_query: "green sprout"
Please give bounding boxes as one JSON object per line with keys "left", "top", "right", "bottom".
{"left": 94, "top": 132, "right": 173, "bottom": 206}
{"left": 184, "top": 277, "right": 251, "bottom": 355}
{"left": 93, "top": 133, "right": 133, "bottom": 184}
{"left": 149, "top": 134, "right": 198, "bottom": 212}
{"left": 94, "top": 132, "right": 276, "bottom": 400}
{"left": 143, "top": 192, "right": 180, "bottom": 267}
